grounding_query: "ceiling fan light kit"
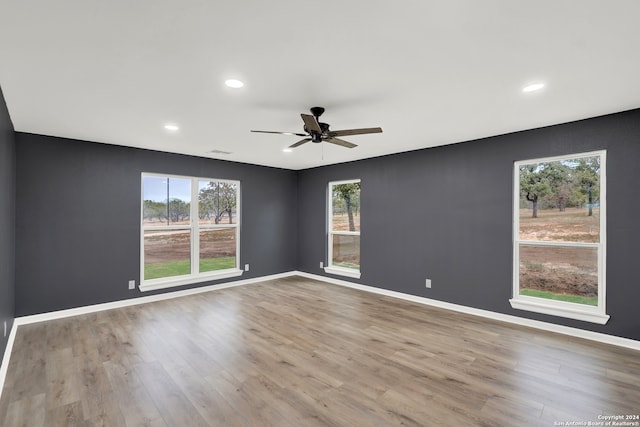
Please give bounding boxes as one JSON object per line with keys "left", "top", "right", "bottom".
{"left": 251, "top": 107, "right": 382, "bottom": 149}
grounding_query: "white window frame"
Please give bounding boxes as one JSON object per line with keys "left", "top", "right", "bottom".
{"left": 509, "top": 150, "right": 608, "bottom": 324}
{"left": 324, "top": 179, "right": 361, "bottom": 279}
{"left": 140, "top": 173, "right": 242, "bottom": 292}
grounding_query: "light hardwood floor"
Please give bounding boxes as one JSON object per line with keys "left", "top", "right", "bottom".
{"left": 1, "top": 276, "right": 639, "bottom": 426}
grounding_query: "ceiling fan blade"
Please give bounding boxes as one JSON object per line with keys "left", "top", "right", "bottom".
{"left": 300, "top": 114, "right": 322, "bottom": 133}
{"left": 289, "top": 138, "right": 311, "bottom": 148}
{"left": 326, "top": 137, "right": 357, "bottom": 148}
{"left": 328, "top": 127, "right": 383, "bottom": 137}
{"left": 251, "top": 130, "right": 308, "bottom": 136}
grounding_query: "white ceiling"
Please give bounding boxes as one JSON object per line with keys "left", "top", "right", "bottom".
{"left": 1, "top": 1, "right": 639, "bottom": 170}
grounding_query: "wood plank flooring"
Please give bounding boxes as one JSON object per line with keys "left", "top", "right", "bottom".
{"left": 1, "top": 276, "right": 639, "bottom": 426}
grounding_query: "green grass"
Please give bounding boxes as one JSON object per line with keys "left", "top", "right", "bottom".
{"left": 145, "top": 257, "right": 236, "bottom": 280}
{"left": 200, "top": 257, "right": 236, "bottom": 273}
{"left": 332, "top": 261, "right": 360, "bottom": 270}
{"left": 520, "top": 288, "right": 598, "bottom": 306}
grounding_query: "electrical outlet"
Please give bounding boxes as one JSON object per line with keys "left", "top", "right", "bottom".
{"left": 244, "top": 264, "right": 250, "bottom": 272}
{"left": 320, "top": 261, "right": 324, "bottom": 269}
{"left": 425, "top": 279, "right": 432, "bottom": 289}
{"left": 128, "top": 280, "right": 136, "bottom": 290}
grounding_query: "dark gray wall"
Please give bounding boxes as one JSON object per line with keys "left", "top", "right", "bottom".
{"left": 0, "top": 86, "right": 16, "bottom": 365}
{"left": 10, "top": 107, "right": 640, "bottom": 342}
{"left": 15, "top": 133, "right": 298, "bottom": 316}
{"left": 297, "top": 109, "right": 640, "bottom": 341}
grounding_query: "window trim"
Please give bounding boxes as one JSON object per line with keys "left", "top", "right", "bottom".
{"left": 140, "top": 173, "right": 242, "bottom": 292}
{"left": 324, "top": 179, "right": 362, "bottom": 279}
{"left": 509, "top": 150, "right": 608, "bottom": 324}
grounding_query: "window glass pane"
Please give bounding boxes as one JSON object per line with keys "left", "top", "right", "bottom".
{"left": 519, "top": 245, "right": 598, "bottom": 306}
{"left": 143, "top": 176, "right": 169, "bottom": 227}
{"left": 331, "top": 182, "right": 360, "bottom": 232}
{"left": 144, "top": 229, "right": 191, "bottom": 280}
{"left": 332, "top": 234, "right": 360, "bottom": 270}
{"left": 519, "top": 156, "right": 600, "bottom": 243}
{"left": 198, "top": 181, "right": 238, "bottom": 225}
{"left": 142, "top": 176, "right": 191, "bottom": 227}
{"left": 168, "top": 177, "right": 191, "bottom": 225}
{"left": 199, "top": 229, "right": 237, "bottom": 272}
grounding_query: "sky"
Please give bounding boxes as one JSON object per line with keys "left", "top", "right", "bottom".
{"left": 143, "top": 176, "right": 223, "bottom": 202}
{"left": 143, "top": 176, "right": 191, "bottom": 202}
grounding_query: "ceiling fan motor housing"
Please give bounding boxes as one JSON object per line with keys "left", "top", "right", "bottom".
{"left": 307, "top": 121, "right": 330, "bottom": 143}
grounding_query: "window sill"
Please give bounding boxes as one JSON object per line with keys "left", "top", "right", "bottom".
{"left": 324, "top": 266, "right": 361, "bottom": 279}
{"left": 509, "top": 297, "right": 610, "bottom": 325}
{"left": 139, "top": 269, "right": 244, "bottom": 292}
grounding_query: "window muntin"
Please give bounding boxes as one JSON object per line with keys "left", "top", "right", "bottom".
{"left": 141, "top": 174, "right": 241, "bottom": 290}
{"left": 326, "top": 180, "right": 361, "bottom": 278}
{"left": 511, "top": 151, "right": 608, "bottom": 324}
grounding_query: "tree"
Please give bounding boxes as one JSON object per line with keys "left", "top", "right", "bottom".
{"left": 199, "top": 182, "right": 237, "bottom": 224}
{"left": 520, "top": 164, "right": 552, "bottom": 218}
{"left": 143, "top": 200, "right": 168, "bottom": 223}
{"left": 574, "top": 157, "right": 600, "bottom": 216}
{"left": 542, "top": 161, "right": 571, "bottom": 211}
{"left": 333, "top": 183, "right": 360, "bottom": 231}
{"left": 168, "top": 198, "right": 190, "bottom": 222}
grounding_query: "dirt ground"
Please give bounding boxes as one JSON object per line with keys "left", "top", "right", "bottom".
{"left": 519, "top": 208, "right": 600, "bottom": 297}
{"left": 332, "top": 213, "right": 360, "bottom": 231}
{"left": 331, "top": 214, "right": 360, "bottom": 267}
{"left": 519, "top": 207, "right": 600, "bottom": 242}
{"left": 143, "top": 229, "right": 236, "bottom": 264}
{"left": 519, "top": 246, "right": 598, "bottom": 297}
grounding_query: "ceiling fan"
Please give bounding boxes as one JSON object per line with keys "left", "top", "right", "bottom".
{"left": 251, "top": 106, "right": 382, "bottom": 149}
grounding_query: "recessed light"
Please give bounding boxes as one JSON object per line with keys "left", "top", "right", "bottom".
{"left": 207, "top": 149, "right": 232, "bottom": 155}
{"left": 522, "top": 82, "right": 545, "bottom": 93}
{"left": 164, "top": 124, "right": 179, "bottom": 132}
{"left": 225, "top": 79, "right": 244, "bottom": 88}
{"left": 282, "top": 148, "right": 293, "bottom": 153}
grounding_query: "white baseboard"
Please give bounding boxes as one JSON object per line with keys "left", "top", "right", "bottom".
{"left": 295, "top": 271, "right": 640, "bottom": 352}
{"left": 2, "top": 270, "right": 638, "bottom": 400}
{"left": 0, "top": 272, "right": 296, "bottom": 398}
{"left": 0, "top": 321, "right": 18, "bottom": 402}
{"left": 14, "top": 271, "right": 294, "bottom": 326}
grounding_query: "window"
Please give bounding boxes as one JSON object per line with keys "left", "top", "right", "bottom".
{"left": 325, "top": 180, "right": 361, "bottom": 279}
{"left": 141, "top": 173, "right": 241, "bottom": 291}
{"left": 510, "top": 151, "right": 608, "bottom": 324}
